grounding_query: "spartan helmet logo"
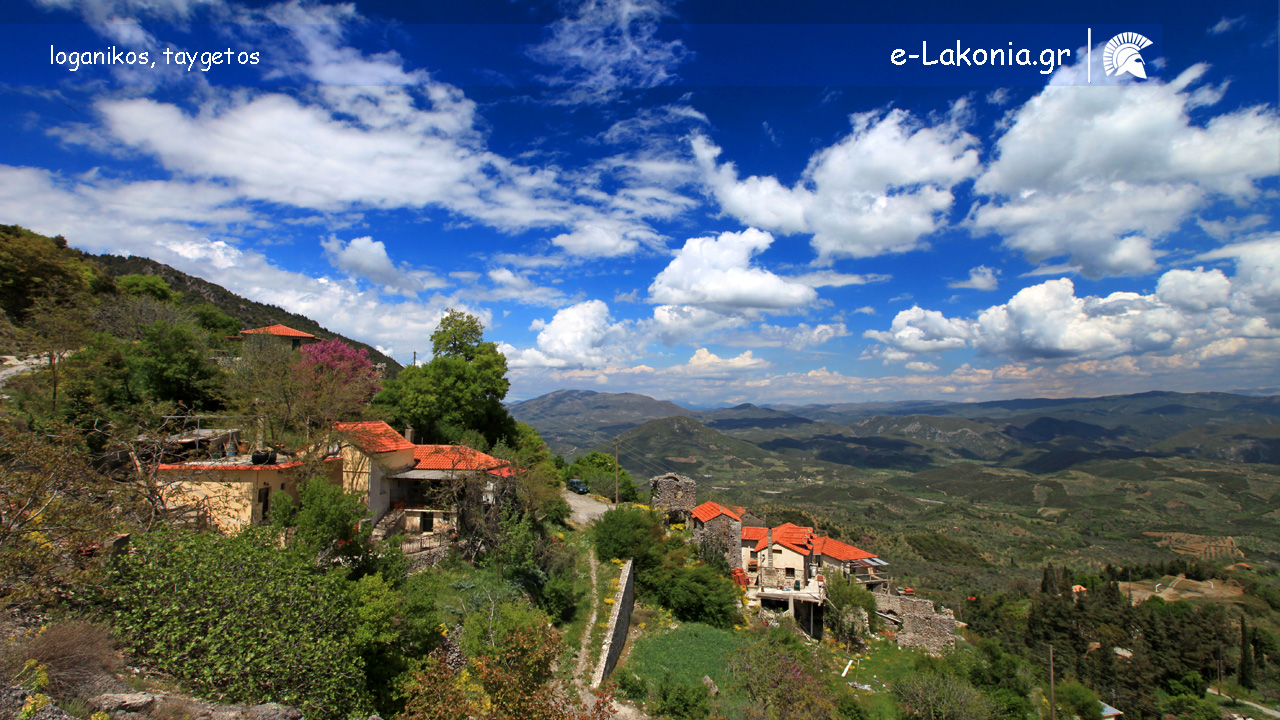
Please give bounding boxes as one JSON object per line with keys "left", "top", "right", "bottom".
{"left": 1103, "top": 32, "right": 1154, "bottom": 79}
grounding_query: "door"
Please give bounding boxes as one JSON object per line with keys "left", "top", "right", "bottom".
{"left": 257, "top": 487, "right": 270, "bottom": 523}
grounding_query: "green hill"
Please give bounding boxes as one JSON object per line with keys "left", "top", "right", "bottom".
{"left": 91, "top": 253, "right": 401, "bottom": 374}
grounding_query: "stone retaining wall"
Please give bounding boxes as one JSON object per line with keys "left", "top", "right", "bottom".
{"left": 591, "top": 559, "right": 636, "bottom": 688}
{"left": 874, "top": 590, "right": 956, "bottom": 655}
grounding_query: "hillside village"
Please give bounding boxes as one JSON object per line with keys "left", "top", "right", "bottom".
{"left": 1, "top": 227, "right": 1278, "bottom": 720}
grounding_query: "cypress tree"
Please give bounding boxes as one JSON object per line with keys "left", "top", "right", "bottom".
{"left": 1241, "top": 617, "right": 1256, "bottom": 689}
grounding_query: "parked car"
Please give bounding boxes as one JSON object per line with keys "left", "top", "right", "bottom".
{"left": 567, "top": 478, "right": 589, "bottom": 495}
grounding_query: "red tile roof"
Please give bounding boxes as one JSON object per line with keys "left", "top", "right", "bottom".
{"left": 335, "top": 421, "right": 415, "bottom": 453}
{"left": 740, "top": 523, "right": 876, "bottom": 561}
{"left": 691, "top": 501, "right": 742, "bottom": 523}
{"left": 812, "top": 536, "right": 877, "bottom": 562}
{"left": 412, "top": 444, "right": 506, "bottom": 472}
{"left": 241, "top": 324, "right": 317, "bottom": 339}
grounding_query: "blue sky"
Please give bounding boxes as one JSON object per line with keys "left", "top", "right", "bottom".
{"left": 1, "top": 0, "right": 1278, "bottom": 405}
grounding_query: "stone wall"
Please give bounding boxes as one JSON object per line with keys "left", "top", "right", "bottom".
{"left": 874, "top": 589, "right": 956, "bottom": 655}
{"left": 897, "top": 613, "right": 956, "bottom": 654}
{"left": 692, "top": 515, "right": 742, "bottom": 569}
{"left": 591, "top": 559, "right": 636, "bottom": 688}
{"left": 649, "top": 473, "right": 696, "bottom": 522}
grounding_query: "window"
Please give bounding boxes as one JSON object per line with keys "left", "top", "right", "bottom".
{"left": 750, "top": 551, "right": 758, "bottom": 559}
{"left": 785, "top": 567, "right": 795, "bottom": 578}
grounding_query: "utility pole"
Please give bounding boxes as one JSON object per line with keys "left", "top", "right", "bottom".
{"left": 1048, "top": 643, "right": 1056, "bottom": 720}
{"left": 614, "top": 436, "right": 620, "bottom": 504}
{"left": 412, "top": 350, "right": 417, "bottom": 366}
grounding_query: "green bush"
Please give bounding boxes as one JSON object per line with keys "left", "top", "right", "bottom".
{"left": 108, "top": 527, "right": 370, "bottom": 719}
{"left": 647, "top": 564, "right": 742, "bottom": 629}
{"left": 652, "top": 673, "right": 711, "bottom": 719}
{"left": 594, "top": 506, "right": 664, "bottom": 569}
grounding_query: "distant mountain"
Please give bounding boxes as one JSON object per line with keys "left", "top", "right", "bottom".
{"left": 91, "top": 254, "right": 401, "bottom": 374}
{"left": 508, "top": 389, "right": 694, "bottom": 457}
{"left": 589, "top": 415, "right": 848, "bottom": 482}
{"left": 1153, "top": 424, "right": 1280, "bottom": 464}
{"left": 849, "top": 415, "right": 1021, "bottom": 460}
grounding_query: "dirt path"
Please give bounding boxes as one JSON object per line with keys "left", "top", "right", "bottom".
{"left": 564, "top": 488, "right": 612, "bottom": 527}
{"left": 1208, "top": 687, "right": 1280, "bottom": 718}
{"left": 573, "top": 548, "right": 601, "bottom": 695}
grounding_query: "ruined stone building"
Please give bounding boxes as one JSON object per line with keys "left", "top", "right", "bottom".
{"left": 649, "top": 473, "right": 697, "bottom": 522}
{"left": 874, "top": 588, "right": 957, "bottom": 654}
{"left": 690, "top": 501, "right": 745, "bottom": 569}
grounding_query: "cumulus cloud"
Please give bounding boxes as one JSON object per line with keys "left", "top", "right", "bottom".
{"left": 948, "top": 265, "right": 1000, "bottom": 291}
{"left": 502, "top": 300, "right": 633, "bottom": 368}
{"left": 691, "top": 107, "right": 981, "bottom": 262}
{"left": 321, "top": 235, "right": 443, "bottom": 296}
{"left": 973, "top": 62, "right": 1280, "bottom": 277}
{"left": 668, "top": 348, "right": 771, "bottom": 376}
{"left": 648, "top": 228, "right": 817, "bottom": 312}
{"left": 865, "top": 258, "right": 1280, "bottom": 367}
{"left": 528, "top": 0, "right": 690, "bottom": 104}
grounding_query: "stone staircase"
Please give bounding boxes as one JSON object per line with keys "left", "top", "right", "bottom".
{"left": 371, "top": 507, "right": 405, "bottom": 541}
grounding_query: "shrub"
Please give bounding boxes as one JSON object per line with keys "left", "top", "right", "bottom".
{"left": 616, "top": 672, "right": 648, "bottom": 701}
{"left": 108, "top": 526, "right": 369, "bottom": 719}
{"left": 593, "top": 507, "right": 664, "bottom": 569}
{"left": 647, "top": 564, "right": 741, "bottom": 629}
{"left": 0, "top": 621, "right": 121, "bottom": 701}
{"left": 651, "top": 674, "right": 710, "bottom": 719}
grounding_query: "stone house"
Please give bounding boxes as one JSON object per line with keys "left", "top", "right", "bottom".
{"left": 740, "top": 522, "right": 885, "bottom": 590}
{"left": 332, "top": 420, "right": 416, "bottom": 522}
{"left": 690, "top": 501, "right": 745, "bottom": 569}
{"left": 156, "top": 453, "right": 342, "bottom": 532}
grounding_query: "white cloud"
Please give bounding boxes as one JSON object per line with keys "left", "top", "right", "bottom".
{"left": 1208, "top": 16, "right": 1246, "bottom": 35}
{"left": 721, "top": 322, "right": 850, "bottom": 350}
{"left": 865, "top": 260, "right": 1280, "bottom": 367}
{"left": 648, "top": 304, "right": 747, "bottom": 346}
{"left": 948, "top": 265, "right": 1000, "bottom": 291}
{"left": 905, "top": 361, "right": 938, "bottom": 373}
{"left": 974, "top": 62, "right": 1280, "bottom": 277}
{"left": 648, "top": 228, "right": 818, "bottom": 312}
{"left": 321, "top": 235, "right": 443, "bottom": 297}
{"left": 485, "top": 268, "right": 567, "bottom": 306}
{"left": 692, "top": 107, "right": 981, "bottom": 262}
{"left": 668, "top": 348, "right": 771, "bottom": 376}
{"left": 792, "top": 270, "right": 892, "bottom": 288}
{"left": 528, "top": 0, "right": 690, "bottom": 104}
{"left": 502, "top": 300, "right": 632, "bottom": 368}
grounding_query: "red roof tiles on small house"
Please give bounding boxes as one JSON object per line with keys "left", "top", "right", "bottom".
{"left": 741, "top": 522, "right": 877, "bottom": 562}
{"left": 812, "top": 536, "right": 877, "bottom": 562}
{"left": 334, "top": 421, "right": 415, "bottom": 453}
{"left": 411, "top": 445, "right": 506, "bottom": 472}
{"left": 241, "top": 324, "right": 317, "bottom": 339}
{"left": 691, "top": 501, "right": 742, "bottom": 523}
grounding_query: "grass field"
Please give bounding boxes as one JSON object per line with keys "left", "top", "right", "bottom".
{"left": 617, "top": 622, "right": 745, "bottom": 694}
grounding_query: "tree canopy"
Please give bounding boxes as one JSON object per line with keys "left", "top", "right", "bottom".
{"left": 375, "top": 309, "right": 515, "bottom": 447}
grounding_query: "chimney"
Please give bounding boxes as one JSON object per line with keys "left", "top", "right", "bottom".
{"left": 404, "top": 426, "right": 415, "bottom": 444}
{"left": 256, "top": 413, "right": 266, "bottom": 452}
{"left": 767, "top": 527, "right": 774, "bottom": 570}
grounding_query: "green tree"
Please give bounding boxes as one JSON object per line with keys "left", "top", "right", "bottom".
{"left": 22, "top": 294, "right": 91, "bottom": 413}
{"left": 134, "top": 321, "right": 224, "bottom": 408}
{"left": 825, "top": 572, "right": 879, "bottom": 647}
{"left": 565, "top": 451, "right": 637, "bottom": 502}
{"left": 1052, "top": 682, "right": 1101, "bottom": 720}
{"left": 375, "top": 310, "right": 514, "bottom": 447}
{"left": 272, "top": 476, "right": 404, "bottom": 581}
{"left": 115, "top": 274, "right": 178, "bottom": 303}
{"left": 0, "top": 225, "right": 100, "bottom": 323}
{"left": 1240, "top": 616, "right": 1255, "bottom": 689}
{"left": 192, "top": 302, "right": 241, "bottom": 336}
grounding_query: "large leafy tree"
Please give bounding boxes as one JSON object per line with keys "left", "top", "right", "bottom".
{"left": 376, "top": 310, "right": 514, "bottom": 447}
